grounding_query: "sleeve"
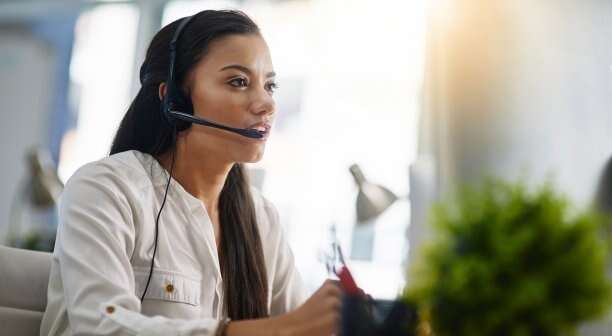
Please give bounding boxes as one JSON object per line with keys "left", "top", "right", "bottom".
{"left": 263, "top": 201, "right": 308, "bottom": 316}
{"left": 55, "top": 163, "right": 221, "bottom": 336}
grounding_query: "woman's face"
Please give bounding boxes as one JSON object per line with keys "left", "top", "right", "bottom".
{"left": 182, "top": 33, "right": 276, "bottom": 164}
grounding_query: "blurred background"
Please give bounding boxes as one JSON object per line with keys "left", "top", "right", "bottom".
{"left": 0, "top": 0, "right": 611, "bottom": 333}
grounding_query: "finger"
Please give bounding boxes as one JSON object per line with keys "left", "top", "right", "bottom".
{"left": 323, "top": 279, "right": 341, "bottom": 287}
{"left": 325, "top": 296, "right": 342, "bottom": 312}
{"left": 322, "top": 280, "right": 342, "bottom": 296}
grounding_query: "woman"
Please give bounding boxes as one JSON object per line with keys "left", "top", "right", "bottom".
{"left": 41, "top": 10, "right": 341, "bottom": 336}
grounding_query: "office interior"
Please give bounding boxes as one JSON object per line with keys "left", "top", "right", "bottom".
{"left": 1, "top": 0, "right": 611, "bottom": 335}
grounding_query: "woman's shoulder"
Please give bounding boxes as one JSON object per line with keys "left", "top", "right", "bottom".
{"left": 64, "top": 150, "right": 153, "bottom": 195}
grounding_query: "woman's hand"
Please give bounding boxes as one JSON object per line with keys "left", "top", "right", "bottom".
{"left": 225, "top": 279, "right": 343, "bottom": 336}
{"left": 280, "top": 279, "right": 343, "bottom": 336}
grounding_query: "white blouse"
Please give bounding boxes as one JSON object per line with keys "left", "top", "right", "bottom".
{"left": 40, "top": 150, "right": 306, "bottom": 336}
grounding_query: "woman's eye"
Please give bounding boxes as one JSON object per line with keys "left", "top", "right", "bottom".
{"left": 265, "top": 82, "right": 279, "bottom": 93}
{"left": 228, "top": 78, "right": 248, "bottom": 88}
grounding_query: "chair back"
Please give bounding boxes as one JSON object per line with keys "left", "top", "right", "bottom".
{"left": 0, "top": 245, "right": 52, "bottom": 336}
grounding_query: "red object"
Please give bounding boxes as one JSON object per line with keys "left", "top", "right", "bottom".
{"left": 337, "top": 265, "right": 360, "bottom": 296}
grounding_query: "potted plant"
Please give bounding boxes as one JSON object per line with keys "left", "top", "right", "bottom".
{"left": 405, "top": 179, "right": 611, "bottom": 336}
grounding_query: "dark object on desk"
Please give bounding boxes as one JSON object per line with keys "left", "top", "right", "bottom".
{"left": 341, "top": 296, "right": 418, "bottom": 336}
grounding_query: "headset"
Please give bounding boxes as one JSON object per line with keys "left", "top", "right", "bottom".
{"left": 140, "top": 15, "right": 265, "bottom": 302}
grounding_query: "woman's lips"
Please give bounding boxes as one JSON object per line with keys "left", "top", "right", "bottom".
{"left": 247, "top": 122, "right": 271, "bottom": 140}
{"left": 248, "top": 122, "right": 271, "bottom": 132}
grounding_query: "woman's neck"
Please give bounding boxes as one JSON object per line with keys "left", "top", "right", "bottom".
{"left": 156, "top": 141, "right": 233, "bottom": 216}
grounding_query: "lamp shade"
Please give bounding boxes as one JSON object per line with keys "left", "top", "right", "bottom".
{"left": 349, "top": 164, "right": 398, "bottom": 224}
{"left": 27, "top": 147, "right": 63, "bottom": 208}
{"left": 6, "top": 146, "right": 63, "bottom": 251}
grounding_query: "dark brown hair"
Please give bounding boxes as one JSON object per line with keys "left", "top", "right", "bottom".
{"left": 110, "top": 10, "right": 268, "bottom": 320}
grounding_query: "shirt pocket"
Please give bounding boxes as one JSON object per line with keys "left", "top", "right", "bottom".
{"left": 133, "top": 267, "right": 201, "bottom": 307}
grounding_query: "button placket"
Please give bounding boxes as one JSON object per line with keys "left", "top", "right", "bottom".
{"left": 187, "top": 202, "right": 222, "bottom": 280}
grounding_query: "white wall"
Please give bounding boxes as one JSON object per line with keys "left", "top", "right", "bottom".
{"left": 446, "top": 1, "right": 612, "bottom": 205}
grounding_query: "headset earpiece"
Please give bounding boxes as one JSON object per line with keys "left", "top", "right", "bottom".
{"left": 163, "top": 15, "right": 197, "bottom": 131}
{"left": 163, "top": 79, "right": 192, "bottom": 131}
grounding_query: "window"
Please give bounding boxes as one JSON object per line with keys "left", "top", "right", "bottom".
{"left": 58, "top": 3, "right": 139, "bottom": 181}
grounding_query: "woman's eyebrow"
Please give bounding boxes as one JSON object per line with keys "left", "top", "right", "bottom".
{"left": 219, "top": 64, "right": 276, "bottom": 78}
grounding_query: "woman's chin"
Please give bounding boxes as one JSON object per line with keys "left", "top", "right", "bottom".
{"left": 236, "top": 149, "right": 265, "bottom": 163}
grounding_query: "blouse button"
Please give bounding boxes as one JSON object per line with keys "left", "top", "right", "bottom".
{"left": 106, "top": 305, "right": 115, "bottom": 314}
{"left": 165, "top": 284, "right": 175, "bottom": 293}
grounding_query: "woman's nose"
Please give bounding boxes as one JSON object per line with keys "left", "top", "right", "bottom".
{"left": 249, "top": 87, "right": 275, "bottom": 117}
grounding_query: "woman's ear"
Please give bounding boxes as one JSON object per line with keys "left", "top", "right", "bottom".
{"left": 158, "top": 82, "right": 167, "bottom": 100}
